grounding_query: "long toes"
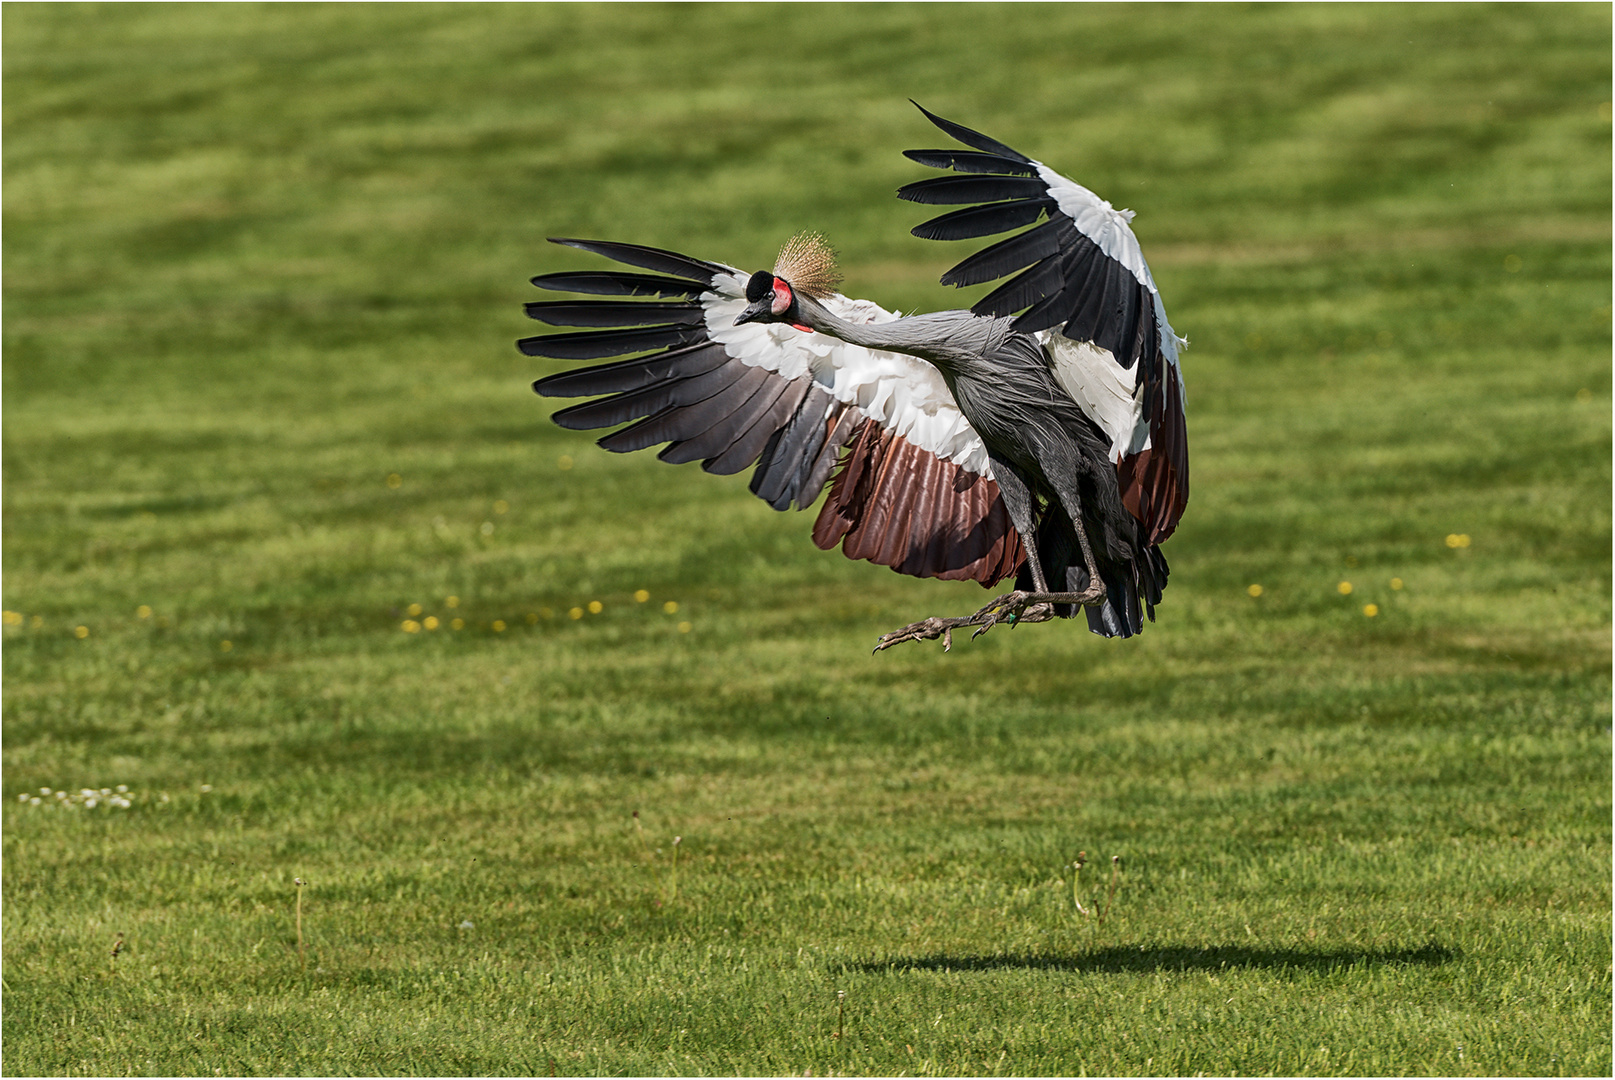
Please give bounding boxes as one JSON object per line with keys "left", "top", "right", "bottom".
{"left": 874, "top": 617, "right": 951, "bottom": 652}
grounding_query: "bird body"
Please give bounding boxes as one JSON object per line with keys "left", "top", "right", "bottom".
{"left": 522, "top": 105, "right": 1187, "bottom": 649}
{"left": 761, "top": 290, "right": 1163, "bottom": 639}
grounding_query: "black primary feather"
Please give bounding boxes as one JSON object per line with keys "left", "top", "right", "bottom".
{"left": 549, "top": 238, "right": 731, "bottom": 284}
{"left": 971, "top": 256, "right": 1067, "bottom": 318}
{"left": 532, "top": 341, "right": 730, "bottom": 399}
{"left": 938, "top": 219, "right": 1064, "bottom": 288}
{"left": 523, "top": 300, "right": 705, "bottom": 328}
{"left": 897, "top": 174, "right": 1049, "bottom": 206}
{"left": 910, "top": 199, "right": 1053, "bottom": 241}
{"left": 549, "top": 360, "right": 744, "bottom": 431}
{"left": 528, "top": 270, "right": 709, "bottom": 297}
{"left": 910, "top": 101, "right": 1034, "bottom": 164}
{"left": 517, "top": 323, "right": 707, "bottom": 360}
{"left": 901, "top": 149, "right": 1039, "bottom": 176}
{"left": 653, "top": 367, "right": 775, "bottom": 464}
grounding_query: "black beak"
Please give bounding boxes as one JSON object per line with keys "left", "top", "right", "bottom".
{"left": 735, "top": 297, "right": 772, "bottom": 326}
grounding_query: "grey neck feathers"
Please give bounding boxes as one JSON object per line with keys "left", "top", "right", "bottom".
{"left": 794, "top": 294, "right": 1008, "bottom": 375}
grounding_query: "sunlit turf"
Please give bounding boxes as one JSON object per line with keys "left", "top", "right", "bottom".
{"left": 4, "top": 3, "right": 1610, "bottom": 1076}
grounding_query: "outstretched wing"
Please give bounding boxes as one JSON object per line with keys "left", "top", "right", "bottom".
{"left": 522, "top": 239, "right": 1024, "bottom": 585}
{"left": 900, "top": 103, "right": 1189, "bottom": 545}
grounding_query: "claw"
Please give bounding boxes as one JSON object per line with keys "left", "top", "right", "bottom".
{"left": 874, "top": 591, "right": 1084, "bottom": 653}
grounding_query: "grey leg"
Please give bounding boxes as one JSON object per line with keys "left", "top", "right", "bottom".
{"left": 874, "top": 459, "right": 1096, "bottom": 653}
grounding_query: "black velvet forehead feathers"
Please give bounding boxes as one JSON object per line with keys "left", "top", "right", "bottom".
{"left": 745, "top": 270, "right": 776, "bottom": 302}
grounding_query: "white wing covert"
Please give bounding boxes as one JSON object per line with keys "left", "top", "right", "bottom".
{"left": 524, "top": 239, "right": 1023, "bottom": 585}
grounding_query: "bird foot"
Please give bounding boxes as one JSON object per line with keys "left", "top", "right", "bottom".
{"left": 873, "top": 586, "right": 1104, "bottom": 653}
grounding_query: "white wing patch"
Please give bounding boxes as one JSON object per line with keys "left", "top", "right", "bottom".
{"left": 1035, "top": 163, "right": 1189, "bottom": 408}
{"left": 1035, "top": 162, "right": 1154, "bottom": 292}
{"left": 1042, "top": 335, "right": 1148, "bottom": 459}
{"left": 702, "top": 272, "right": 993, "bottom": 476}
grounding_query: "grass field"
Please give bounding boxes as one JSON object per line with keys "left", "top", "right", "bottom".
{"left": 3, "top": 3, "right": 1610, "bottom": 1075}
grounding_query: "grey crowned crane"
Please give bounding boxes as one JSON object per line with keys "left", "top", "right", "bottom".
{"left": 522, "top": 104, "right": 1187, "bottom": 651}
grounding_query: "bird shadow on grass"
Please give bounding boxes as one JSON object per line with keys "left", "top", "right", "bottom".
{"left": 841, "top": 942, "right": 1459, "bottom": 977}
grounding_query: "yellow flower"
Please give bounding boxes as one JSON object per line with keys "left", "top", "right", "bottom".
{"left": 1390, "top": 578, "right": 1404, "bottom": 591}
{"left": 1363, "top": 604, "right": 1379, "bottom": 617}
{"left": 423, "top": 616, "right": 439, "bottom": 630}
{"left": 401, "top": 620, "right": 421, "bottom": 633}
{"left": 451, "top": 618, "right": 465, "bottom": 630}
{"left": 220, "top": 640, "right": 233, "bottom": 651}
{"left": 386, "top": 473, "right": 402, "bottom": 489}
{"left": 634, "top": 589, "right": 650, "bottom": 603}
{"left": 494, "top": 500, "right": 510, "bottom": 515}
{"left": 74, "top": 625, "right": 89, "bottom": 639}
{"left": 136, "top": 606, "right": 152, "bottom": 619}
{"left": 662, "top": 601, "right": 679, "bottom": 615}
{"left": 558, "top": 455, "right": 574, "bottom": 471}
{"left": 587, "top": 600, "right": 603, "bottom": 614}
{"left": 1445, "top": 533, "right": 1471, "bottom": 549}
{"left": 1247, "top": 584, "right": 1263, "bottom": 598}
{"left": 1337, "top": 581, "right": 1353, "bottom": 595}
{"left": 406, "top": 603, "right": 422, "bottom": 617}
{"left": 568, "top": 607, "right": 583, "bottom": 620}
{"left": 677, "top": 621, "right": 692, "bottom": 634}
{"left": 492, "top": 620, "right": 507, "bottom": 632}
{"left": 446, "top": 595, "right": 460, "bottom": 608}
{"left": 2, "top": 610, "right": 21, "bottom": 626}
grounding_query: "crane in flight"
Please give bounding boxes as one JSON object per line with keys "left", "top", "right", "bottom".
{"left": 522, "top": 104, "right": 1187, "bottom": 651}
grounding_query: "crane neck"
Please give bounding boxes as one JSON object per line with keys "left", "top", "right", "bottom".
{"left": 792, "top": 294, "right": 1003, "bottom": 375}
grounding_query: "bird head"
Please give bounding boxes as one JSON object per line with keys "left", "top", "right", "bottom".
{"left": 736, "top": 271, "right": 798, "bottom": 326}
{"left": 735, "top": 232, "right": 841, "bottom": 328}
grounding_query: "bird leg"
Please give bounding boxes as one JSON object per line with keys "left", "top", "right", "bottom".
{"left": 873, "top": 597, "right": 1051, "bottom": 653}
{"left": 873, "top": 587, "right": 1105, "bottom": 653}
{"left": 873, "top": 522, "right": 1107, "bottom": 653}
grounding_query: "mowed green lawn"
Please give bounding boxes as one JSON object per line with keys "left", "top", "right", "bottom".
{"left": 3, "top": 3, "right": 1610, "bottom": 1075}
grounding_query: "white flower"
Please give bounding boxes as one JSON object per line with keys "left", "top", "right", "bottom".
{"left": 458, "top": 920, "right": 474, "bottom": 930}
{"left": 28, "top": 797, "right": 40, "bottom": 806}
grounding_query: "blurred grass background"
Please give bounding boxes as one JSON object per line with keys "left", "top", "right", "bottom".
{"left": 3, "top": 2, "right": 1610, "bottom": 1075}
